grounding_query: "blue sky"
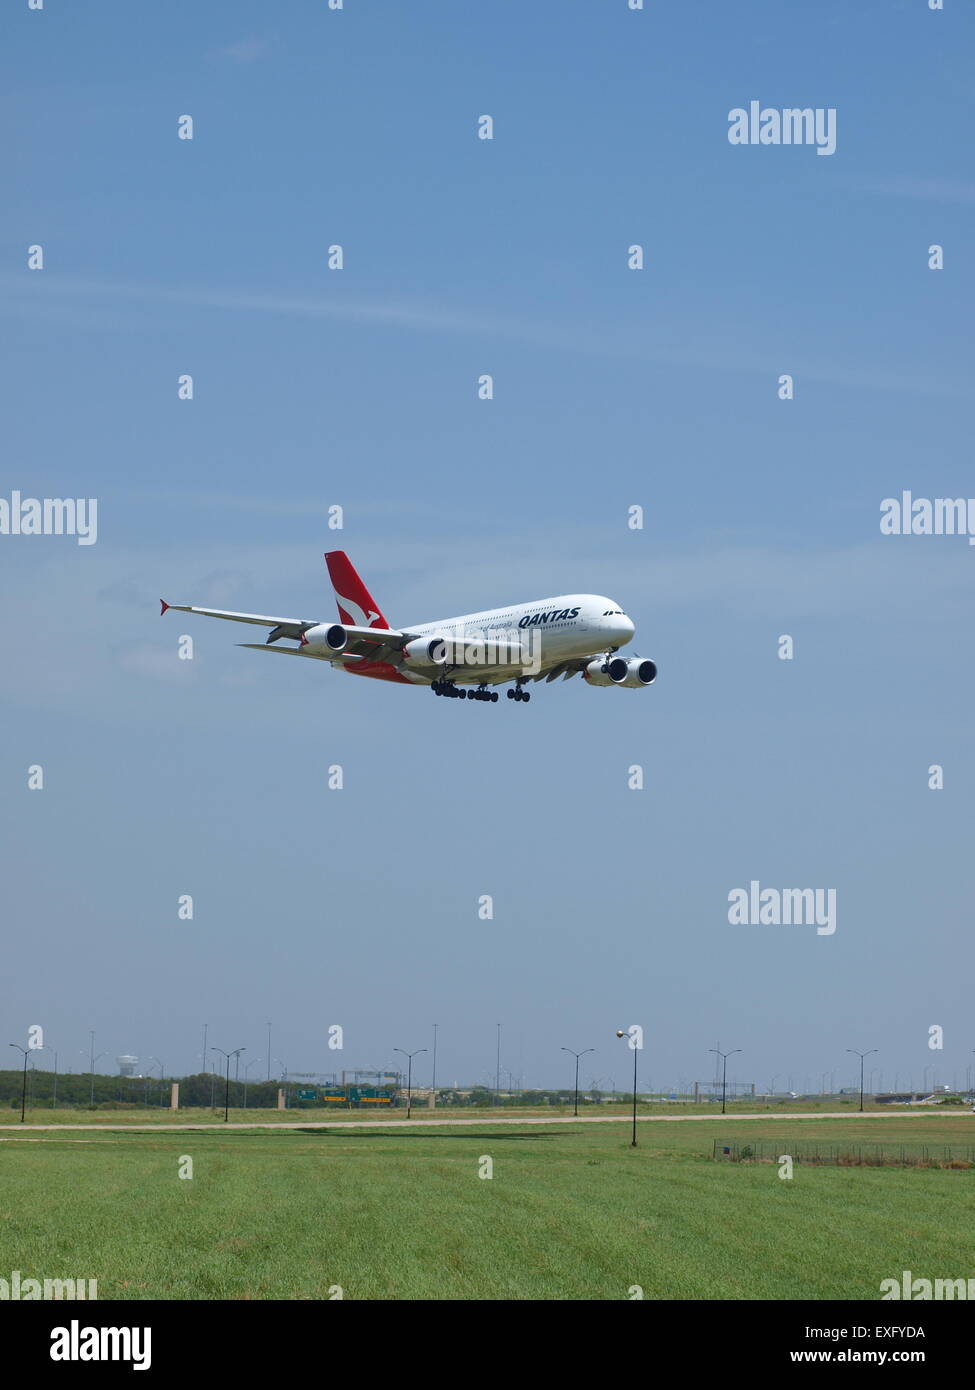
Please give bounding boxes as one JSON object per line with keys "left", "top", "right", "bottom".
{"left": 2, "top": 0, "right": 973, "bottom": 1095}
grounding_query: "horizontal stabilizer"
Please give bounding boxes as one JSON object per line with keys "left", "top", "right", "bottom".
{"left": 236, "top": 643, "right": 361, "bottom": 663}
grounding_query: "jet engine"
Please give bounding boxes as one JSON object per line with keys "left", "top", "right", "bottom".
{"left": 301, "top": 623, "right": 348, "bottom": 655}
{"left": 616, "top": 657, "right": 657, "bottom": 687}
{"left": 402, "top": 636, "right": 449, "bottom": 667}
{"left": 584, "top": 656, "right": 656, "bottom": 687}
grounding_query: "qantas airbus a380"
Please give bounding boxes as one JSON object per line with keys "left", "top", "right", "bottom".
{"left": 161, "top": 551, "right": 656, "bottom": 705}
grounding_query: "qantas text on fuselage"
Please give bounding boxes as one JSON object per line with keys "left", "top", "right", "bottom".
{"left": 161, "top": 550, "right": 656, "bottom": 705}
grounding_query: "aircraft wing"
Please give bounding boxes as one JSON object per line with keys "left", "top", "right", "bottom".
{"left": 161, "top": 599, "right": 421, "bottom": 662}
{"left": 540, "top": 659, "right": 585, "bottom": 682}
{"left": 160, "top": 601, "right": 318, "bottom": 644}
{"left": 163, "top": 600, "right": 546, "bottom": 672}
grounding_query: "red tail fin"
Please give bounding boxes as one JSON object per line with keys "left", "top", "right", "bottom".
{"left": 324, "top": 552, "right": 390, "bottom": 630}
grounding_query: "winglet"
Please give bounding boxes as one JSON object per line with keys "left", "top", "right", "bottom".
{"left": 160, "top": 599, "right": 170, "bottom": 616}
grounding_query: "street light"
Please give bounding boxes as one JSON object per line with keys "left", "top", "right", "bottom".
{"left": 243, "top": 1057, "right": 262, "bottom": 1110}
{"left": 846, "top": 1048, "right": 877, "bottom": 1113}
{"left": 709, "top": 1048, "right": 741, "bottom": 1116}
{"left": 561, "top": 1047, "right": 594, "bottom": 1117}
{"left": 615, "top": 1030, "right": 639, "bottom": 1147}
{"left": 211, "top": 1047, "right": 245, "bottom": 1122}
{"left": 9, "top": 1044, "right": 28, "bottom": 1122}
{"left": 42, "top": 1046, "right": 59, "bottom": 1109}
{"left": 79, "top": 1049, "right": 106, "bottom": 1106}
{"left": 393, "top": 1048, "right": 427, "bottom": 1119}
{"left": 148, "top": 1058, "right": 164, "bottom": 1107}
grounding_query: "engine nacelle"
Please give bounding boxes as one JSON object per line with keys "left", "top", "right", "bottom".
{"left": 583, "top": 657, "right": 623, "bottom": 686}
{"left": 584, "top": 656, "right": 656, "bottom": 687}
{"left": 616, "top": 657, "right": 657, "bottom": 688}
{"left": 301, "top": 623, "right": 348, "bottom": 655}
{"left": 402, "top": 636, "right": 449, "bottom": 667}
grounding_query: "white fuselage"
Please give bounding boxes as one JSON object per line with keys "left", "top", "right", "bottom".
{"left": 399, "top": 593, "right": 635, "bottom": 686}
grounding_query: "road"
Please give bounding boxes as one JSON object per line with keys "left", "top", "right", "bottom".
{"left": 0, "top": 1109, "right": 968, "bottom": 1135}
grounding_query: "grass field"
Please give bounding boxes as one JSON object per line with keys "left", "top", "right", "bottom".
{"left": 2, "top": 1113, "right": 973, "bottom": 1300}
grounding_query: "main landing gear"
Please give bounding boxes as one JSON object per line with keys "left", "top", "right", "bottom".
{"left": 506, "top": 681, "right": 530, "bottom": 703}
{"left": 432, "top": 679, "right": 499, "bottom": 703}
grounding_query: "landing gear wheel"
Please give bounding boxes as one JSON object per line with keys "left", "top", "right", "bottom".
{"left": 522, "top": 690, "right": 530, "bottom": 702}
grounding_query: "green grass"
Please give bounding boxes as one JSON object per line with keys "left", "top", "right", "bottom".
{"left": 2, "top": 1115, "right": 973, "bottom": 1299}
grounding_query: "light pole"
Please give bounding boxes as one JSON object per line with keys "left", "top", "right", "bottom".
{"left": 9, "top": 1044, "right": 28, "bottom": 1122}
{"left": 148, "top": 1058, "right": 164, "bottom": 1107}
{"left": 243, "top": 1058, "right": 262, "bottom": 1109}
{"left": 432, "top": 1023, "right": 438, "bottom": 1094}
{"left": 276, "top": 1059, "right": 288, "bottom": 1108}
{"left": 615, "top": 1030, "right": 639, "bottom": 1147}
{"left": 495, "top": 1023, "right": 501, "bottom": 1107}
{"left": 709, "top": 1048, "right": 741, "bottom": 1116}
{"left": 561, "top": 1047, "right": 594, "bottom": 1117}
{"left": 266, "top": 1023, "right": 271, "bottom": 1082}
{"left": 45, "top": 1047, "right": 59, "bottom": 1108}
{"left": 80, "top": 1048, "right": 106, "bottom": 1107}
{"left": 846, "top": 1048, "right": 877, "bottom": 1113}
{"left": 393, "top": 1048, "right": 427, "bottom": 1119}
{"left": 212, "top": 1047, "right": 244, "bottom": 1122}
{"left": 86, "top": 1031, "right": 101, "bottom": 1106}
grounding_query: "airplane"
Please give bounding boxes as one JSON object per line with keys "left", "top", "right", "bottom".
{"left": 160, "top": 550, "right": 656, "bottom": 705}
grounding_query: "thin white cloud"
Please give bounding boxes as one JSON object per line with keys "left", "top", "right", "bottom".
{"left": 857, "top": 176, "right": 975, "bottom": 204}
{"left": 0, "top": 272, "right": 965, "bottom": 400}
{"left": 220, "top": 37, "right": 270, "bottom": 63}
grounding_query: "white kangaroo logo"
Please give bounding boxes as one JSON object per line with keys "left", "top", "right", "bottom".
{"left": 336, "top": 590, "right": 380, "bottom": 628}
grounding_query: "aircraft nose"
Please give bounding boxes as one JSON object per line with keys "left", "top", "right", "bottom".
{"left": 612, "top": 614, "right": 635, "bottom": 644}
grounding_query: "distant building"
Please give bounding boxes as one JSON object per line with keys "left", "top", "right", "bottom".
{"left": 117, "top": 1055, "right": 139, "bottom": 1078}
